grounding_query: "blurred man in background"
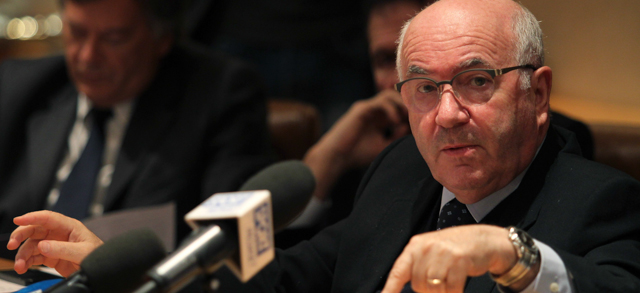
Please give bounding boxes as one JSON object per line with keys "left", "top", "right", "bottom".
{"left": 274, "top": 0, "right": 426, "bottom": 246}
{"left": 0, "top": 0, "right": 273, "bottom": 252}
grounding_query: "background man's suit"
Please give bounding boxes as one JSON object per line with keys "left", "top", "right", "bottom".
{"left": 219, "top": 125, "right": 640, "bottom": 292}
{"left": 0, "top": 43, "right": 274, "bottom": 243}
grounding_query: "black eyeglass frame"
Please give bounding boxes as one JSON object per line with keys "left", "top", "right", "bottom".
{"left": 394, "top": 64, "right": 540, "bottom": 93}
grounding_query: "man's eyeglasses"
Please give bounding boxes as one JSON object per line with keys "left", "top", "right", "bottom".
{"left": 395, "top": 65, "right": 539, "bottom": 112}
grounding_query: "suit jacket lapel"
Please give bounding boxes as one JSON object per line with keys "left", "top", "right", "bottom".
{"left": 104, "top": 52, "right": 182, "bottom": 210}
{"left": 481, "top": 126, "right": 563, "bottom": 230}
{"left": 357, "top": 177, "right": 442, "bottom": 293}
{"left": 27, "top": 85, "right": 77, "bottom": 207}
{"left": 411, "top": 178, "right": 442, "bottom": 234}
{"left": 465, "top": 127, "right": 566, "bottom": 293}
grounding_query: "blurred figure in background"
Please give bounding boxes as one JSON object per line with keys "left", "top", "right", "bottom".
{"left": 273, "top": 0, "right": 427, "bottom": 247}
{"left": 0, "top": 0, "right": 273, "bottom": 254}
{"left": 187, "top": 0, "right": 375, "bottom": 130}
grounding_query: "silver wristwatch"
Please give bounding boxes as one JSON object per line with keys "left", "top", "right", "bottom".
{"left": 491, "top": 226, "right": 540, "bottom": 287}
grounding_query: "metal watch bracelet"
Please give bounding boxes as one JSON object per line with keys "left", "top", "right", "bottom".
{"left": 490, "top": 226, "right": 540, "bottom": 287}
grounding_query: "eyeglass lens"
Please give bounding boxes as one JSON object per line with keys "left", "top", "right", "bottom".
{"left": 402, "top": 70, "right": 497, "bottom": 112}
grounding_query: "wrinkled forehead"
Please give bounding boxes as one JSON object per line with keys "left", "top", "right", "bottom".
{"left": 62, "top": 0, "right": 146, "bottom": 28}
{"left": 399, "top": 0, "right": 518, "bottom": 77}
{"left": 411, "top": 0, "right": 518, "bottom": 38}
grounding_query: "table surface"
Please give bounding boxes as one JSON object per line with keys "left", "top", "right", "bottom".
{"left": 0, "top": 259, "right": 12, "bottom": 271}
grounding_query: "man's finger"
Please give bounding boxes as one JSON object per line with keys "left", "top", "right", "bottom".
{"left": 8, "top": 224, "right": 57, "bottom": 251}
{"left": 445, "top": 263, "right": 468, "bottom": 293}
{"left": 378, "top": 100, "right": 403, "bottom": 125}
{"left": 39, "top": 240, "right": 94, "bottom": 265}
{"left": 15, "top": 237, "right": 41, "bottom": 265}
{"left": 56, "top": 262, "right": 79, "bottom": 278}
{"left": 14, "top": 211, "right": 79, "bottom": 232}
{"left": 41, "top": 254, "right": 61, "bottom": 270}
{"left": 27, "top": 254, "right": 46, "bottom": 268}
{"left": 412, "top": 255, "right": 447, "bottom": 293}
{"left": 8, "top": 225, "right": 37, "bottom": 250}
{"left": 381, "top": 252, "right": 413, "bottom": 293}
{"left": 13, "top": 258, "right": 28, "bottom": 274}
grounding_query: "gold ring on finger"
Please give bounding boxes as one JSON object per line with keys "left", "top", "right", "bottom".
{"left": 427, "top": 278, "right": 443, "bottom": 285}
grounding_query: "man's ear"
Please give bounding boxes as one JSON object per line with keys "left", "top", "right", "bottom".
{"left": 530, "top": 66, "right": 552, "bottom": 128}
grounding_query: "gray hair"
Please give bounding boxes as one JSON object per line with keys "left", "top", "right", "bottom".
{"left": 395, "top": 18, "right": 411, "bottom": 81}
{"left": 396, "top": 0, "right": 545, "bottom": 90}
{"left": 512, "top": 2, "right": 544, "bottom": 90}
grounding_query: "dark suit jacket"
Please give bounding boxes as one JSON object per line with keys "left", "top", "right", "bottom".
{"left": 0, "top": 43, "right": 274, "bottom": 242}
{"left": 222, "top": 126, "right": 640, "bottom": 292}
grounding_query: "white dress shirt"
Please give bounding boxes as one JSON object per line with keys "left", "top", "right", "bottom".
{"left": 442, "top": 172, "right": 573, "bottom": 293}
{"left": 47, "top": 94, "right": 133, "bottom": 217}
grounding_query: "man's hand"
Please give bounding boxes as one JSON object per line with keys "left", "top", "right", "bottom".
{"left": 381, "top": 225, "right": 536, "bottom": 293}
{"left": 7, "top": 211, "right": 104, "bottom": 277}
{"left": 304, "top": 89, "right": 410, "bottom": 200}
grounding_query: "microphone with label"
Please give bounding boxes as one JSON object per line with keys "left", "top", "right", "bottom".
{"left": 133, "top": 160, "right": 316, "bottom": 293}
{"left": 44, "top": 228, "right": 166, "bottom": 293}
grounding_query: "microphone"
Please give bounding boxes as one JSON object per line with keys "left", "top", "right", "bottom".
{"left": 133, "top": 160, "right": 316, "bottom": 293}
{"left": 45, "top": 228, "right": 166, "bottom": 293}
{"left": 239, "top": 160, "right": 316, "bottom": 232}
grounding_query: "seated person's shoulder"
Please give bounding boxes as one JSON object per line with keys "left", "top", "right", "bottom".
{"left": 171, "top": 41, "right": 259, "bottom": 76}
{"left": 362, "top": 135, "right": 430, "bottom": 186}
{"left": 1, "top": 55, "right": 70, "bottom": 103}
{"left": 554, "top": 140, "right": 639, "bottom": 188}
{"left": 1, "top": 55, "right": 66, "bottom": 80}
{"left": 156, "top": 41, "right": 266, "bottom": 107}
{"left": 550, "top": 110, "right": 594, "bottom": 160}
{"left": 376, "top": 135, "right": 425, "bottom": 166}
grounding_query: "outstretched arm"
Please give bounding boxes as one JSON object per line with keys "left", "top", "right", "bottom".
{"left": 7, "top": 211, "right": 103, "bottom": 277}
{"left": 382, "top": 225, "right": 539, "bottom": 293}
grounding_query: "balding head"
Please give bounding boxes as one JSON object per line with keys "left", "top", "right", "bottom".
{"left": 397, "top": 0, "right": 544, "bottom": 89}
{"left": 393, "top": 0, "right": 552, "bottom": 203}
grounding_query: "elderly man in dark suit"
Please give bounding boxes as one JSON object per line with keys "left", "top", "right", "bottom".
{"left": 7, "top": 0, "right": 640, "bottom": 292}
{"left": 227, "top": 0, "right": 640, "bottom": 292}
{"left": 0, "top": 0, "right": 272, "bottom": 246}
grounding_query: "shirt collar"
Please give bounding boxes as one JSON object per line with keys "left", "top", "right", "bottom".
{"left": 77, "top": 93, "right": 134, "bottom": 125}
{"left": 440, "top": 138, "right": 545, "bottom": 222}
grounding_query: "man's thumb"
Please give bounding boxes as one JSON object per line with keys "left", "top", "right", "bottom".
{"left": 39, "top": 240, "right": 91, "bottom": 265}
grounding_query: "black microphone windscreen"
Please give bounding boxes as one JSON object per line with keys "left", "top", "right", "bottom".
{"left": 239, "top": 160, "right": 316, "bottom": 231}
{"left": 80, "top": 228, "right": 166, "bottom": 293}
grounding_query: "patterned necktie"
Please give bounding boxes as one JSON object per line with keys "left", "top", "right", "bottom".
{"left": 54, "top": 108, "right": 112, "bottom": 219}
{"left": 437, "top": 197, "right": 476, "bottom": 230}
{"left": 398, "top": 198, "right": 477, "bottom": 292}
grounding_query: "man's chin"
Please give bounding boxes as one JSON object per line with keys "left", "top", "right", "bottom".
{"left": 81, "top": 91, "right": 118, "bottom": 107}
{"left": 434, "top": 169, "right": 489, "bottom": 195}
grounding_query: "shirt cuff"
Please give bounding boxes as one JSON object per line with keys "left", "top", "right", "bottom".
{"left": 519, "top": 239, "right": 573, "bottom": 293}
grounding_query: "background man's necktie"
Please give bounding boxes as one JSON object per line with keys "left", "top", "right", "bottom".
{"left": 54, "top": 108, "right": 112, "bottom": 219}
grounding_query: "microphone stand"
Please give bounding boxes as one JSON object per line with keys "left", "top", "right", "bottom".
{"left": 133, "top": 223, "right": 237, "bottom": 293}
{"left": 44, "top": 272, "right": 90, "bottom": 293}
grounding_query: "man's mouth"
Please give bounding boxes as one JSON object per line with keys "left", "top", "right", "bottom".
{"left": 441, "top": 144, "right": 478, "bottom": 156}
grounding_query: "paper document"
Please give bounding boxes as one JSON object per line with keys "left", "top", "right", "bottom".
{"left": 83, "top": 202, "right": 176, "bottom": 251}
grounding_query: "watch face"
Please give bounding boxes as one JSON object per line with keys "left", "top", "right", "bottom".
{"left": 514, "top": 228, "right": 539, "bottom": 255}
{"left": 518, "top": 229, "right": 533, "bottom": 245}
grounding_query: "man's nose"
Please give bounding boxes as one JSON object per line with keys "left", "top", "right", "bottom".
{"left": 78, "top": 38, "right": 101, "bottom": 64}
{"left": 434, "top": 85, "right": 470, "bottom": 129}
